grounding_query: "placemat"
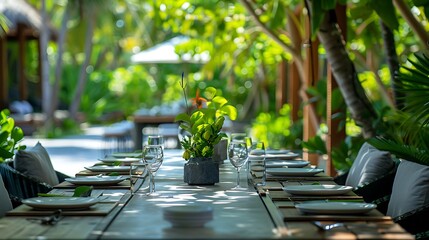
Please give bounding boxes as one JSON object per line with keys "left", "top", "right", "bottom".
{"left": 6, "top": 202, "right": 118, "bottom": 216}
{"left": 279, "top": 208, "right": 392, "bottom": 222}
{"left": 54, "top": 180, "right": 131, "bottom": 190}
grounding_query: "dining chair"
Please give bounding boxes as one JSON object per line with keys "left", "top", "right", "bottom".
{"left": 0, "top": 162, "right": 52, "bottom": 208}
{"left": 386, "top": 159, "right": 429, "bottom": 239}
{"left": 0, "top": 142, "right": 70, "bottom": 207}
{"left": 0, "top": 175, "right": 13, "bottom": 217}
{"left": 334, "top": 142, "right": 398, "bottom": 214}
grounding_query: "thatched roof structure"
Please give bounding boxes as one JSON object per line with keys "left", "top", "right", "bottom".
{"left": 0, "top": 0, "right": 57, "bottom": 110}
{"left": 0, "top": 0, "right": 56, "bottom": 40}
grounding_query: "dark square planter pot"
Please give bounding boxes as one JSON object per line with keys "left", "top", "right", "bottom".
{"left": 184, "top": 157, "right": 219, "bottom": 185}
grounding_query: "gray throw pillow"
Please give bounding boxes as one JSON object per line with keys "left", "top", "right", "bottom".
{"left": 14, "top": 142, "right": 59, "bottom": 186}
{"left": 345, "top": 142, "right": 394, "bottom": 188}
{"left": 0, "top": 177, "right": 12, "bottom": 217}
{"left": 387, "top": 159, "right": 429, "bottom": 218}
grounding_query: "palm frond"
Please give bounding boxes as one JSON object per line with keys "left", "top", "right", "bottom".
{"left": 395, "top": 53, "right": 429, "bottom": 126}
{"left": 413, "top": 52, "right": 429, "bottom": 75}
{"left": 368, "top": 137, "right": 429, "bottom": 166}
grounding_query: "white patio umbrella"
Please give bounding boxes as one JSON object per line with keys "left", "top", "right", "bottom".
{"left": 131, "top": 36, "right": 210, "bottom": 64}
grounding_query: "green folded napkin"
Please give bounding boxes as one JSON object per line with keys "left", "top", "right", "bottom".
{"left": 38, "top": 186, "right": 93, "bottom": 198}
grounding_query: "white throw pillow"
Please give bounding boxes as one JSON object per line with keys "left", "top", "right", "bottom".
{"left": 14, "top": 142, "right": 59, "bottom": 186}
{"left": 387, "top": 159, "right": 429, "bottom": 218}
{"left": 0, "top": 176, "right": 12, "bottom": 217}
{"left": 345, "top": 142, "right": 395, "bottom": 188}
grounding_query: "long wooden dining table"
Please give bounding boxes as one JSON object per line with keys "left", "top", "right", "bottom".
{"left": 0, "top": 149, "right": 414, "bottom": 239}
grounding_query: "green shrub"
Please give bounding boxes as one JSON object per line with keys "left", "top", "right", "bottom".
{"left": 250, "top": 104, "right": 303, "bottom": 150}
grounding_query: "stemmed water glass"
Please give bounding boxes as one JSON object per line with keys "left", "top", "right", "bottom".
{"left": 130, "top": 161, "right": 150, "bottom": 194}
{"left": 147, "top": 135, "right": 164, "bottom": 148}
{"left": 247, "top": 141, "right": 266, "bottom": 186}
{"left": 228, "top": 141, "right": 249, "bottom": 190}
{"left": 230, "top": 133, "right": 247, "bottom": 142}
{"left": 142, "top": 144, "right": 164, "bottom": 195}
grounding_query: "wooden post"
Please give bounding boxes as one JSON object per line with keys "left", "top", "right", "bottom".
{"left": 287, "top": 10, "right": 303, "bottom": 122}
{"left": 17, "top": 24, "right": 27, "bottom": 101}
{"left": 276, "top": 61, "right": 287, "bottom": 112}
{"left": 0, "top": 37, "right": 8, "bottom": 109}
{"left": 326, "top": 5, "right": 347, "bottom": 176}
{"left": 303, "top": 16, "right": 320, "bottom": 165}
{"left": 37, "top": 37, "right": 43, "bottom": 109}
{"left": 288, "top": 62, "right": 300, "bottom": 122}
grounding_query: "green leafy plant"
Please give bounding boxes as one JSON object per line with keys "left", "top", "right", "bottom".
{"left": 250, "top": 104, "right": 303, "bottom": 150}
{"left": 369, "top": 52, "right": 429, "bottom": 166}
{"left": 0, "top": 109, "right": 25, "bottom": 162}
{"left": 175, "top": 76, "right": 237, "bottom": 160}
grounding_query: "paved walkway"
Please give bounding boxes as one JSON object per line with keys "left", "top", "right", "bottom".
{"left": 21, "top": 126, "right": 110, "bottom": 176}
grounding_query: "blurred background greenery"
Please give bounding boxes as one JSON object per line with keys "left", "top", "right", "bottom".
{"left": 2, "top": 0, "right": 429, "bottom": 172}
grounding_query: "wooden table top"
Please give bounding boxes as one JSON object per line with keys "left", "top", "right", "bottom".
{"left": 0, "top": 150, "right": 414, "bottom": 239}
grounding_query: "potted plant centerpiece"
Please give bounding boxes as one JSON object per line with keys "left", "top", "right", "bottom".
{"left": 175, "top": 78, "right": 237, "bottom": 185}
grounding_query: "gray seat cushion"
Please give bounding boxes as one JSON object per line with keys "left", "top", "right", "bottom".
{"left": 14, "top": 142, "right": 59, "bottom": 186}
{"left": 387, "top": 159, "right": 429, "bottom": 218}
{"left": 345, "top": 142, "right": 394, "bottom": 188}
{"left": 0, "top": 176, "right": 12, "bottom": 217}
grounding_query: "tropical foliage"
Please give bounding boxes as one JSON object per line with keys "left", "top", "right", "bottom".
{"left": 0, "top": 109, "right": 25, "bottom": 162}
{"left": 3, "top": 0, "right": 429, "bottom": 172}
{"left": 0, "top": 14, "right": 8, "bottom": 36}
{"left": 369, "top": 53, "right": 429, "bottom": 166}
{"left": 251, "top": 104, "right": 303, "bottom": 150}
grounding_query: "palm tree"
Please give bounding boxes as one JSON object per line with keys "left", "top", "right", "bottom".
{"left": 49, "top": 1, "right": 71, "bottom": 127}
{"left": 316, "top": 7, "right": 378, "bottom": 138}
{"left": 69, "top": 0, "right": 101, "bottom": 121}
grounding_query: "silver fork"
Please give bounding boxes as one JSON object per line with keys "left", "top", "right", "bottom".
{"left": 27, "top": 210, "right": 63, "bottom": 225}
{"left": 312, "top": 221, "right": 345, "bottom": 231}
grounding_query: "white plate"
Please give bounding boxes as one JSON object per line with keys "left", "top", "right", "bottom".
{"left": 85, "top": 165, "right": 131, "bottom": 173}
{"left": 265, "top": 149, "right": 290, "bottom": 155}
{"left": 99, "top": 157, "right": 141, "bottom": 164}
{"left": 295, "top": 201, "right": 376, "bottom": 215}
{"left": 266, "top": 160, "right": 309, "bottom": 168}
{"left": 264, "top": 153, "right": 300, "bottom": 160}
{"left": 266, "top": 168, "right": 323, "bottom": 176}
{"left": 110, "top": 152, "right": 142, "bottom": 158}
{"left": 65, "top": 176, "right": 127, "bottom": 185}
{"left": 163, "top": 206, "right": 213, "bottom": 228}
{"left": 282, "top": 185, "right": 353, "bottom": 196}
{"left": 22, "top": 197, "right": 99, "bottom": 210}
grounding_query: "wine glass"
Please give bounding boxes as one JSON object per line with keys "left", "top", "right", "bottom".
{"left": 230, "top": 133, "right": 247, "bottom": 142}
{"left": 244, "top": 136, "right": 252, "bottom": 152}
{"left": 247, "top": 142, "right": 266, "bottom": 186}
{"left": 147, "top": 135, "right": 164, "bottom": 148}
{"left": 228, "top": 141, "right": 249, "bottom": 190}
{"left": 130, "top": 161, "right": 150, "bottom": 194}
{"left": 142, "top": 145, "right": 164, "bottom": 195}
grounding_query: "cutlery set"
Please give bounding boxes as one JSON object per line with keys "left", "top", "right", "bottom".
{"left": 26, "top": 210, "right": 63, "bottom": 225}
{"left": 312, "top": 221, "right": 345, "bottom": 231}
